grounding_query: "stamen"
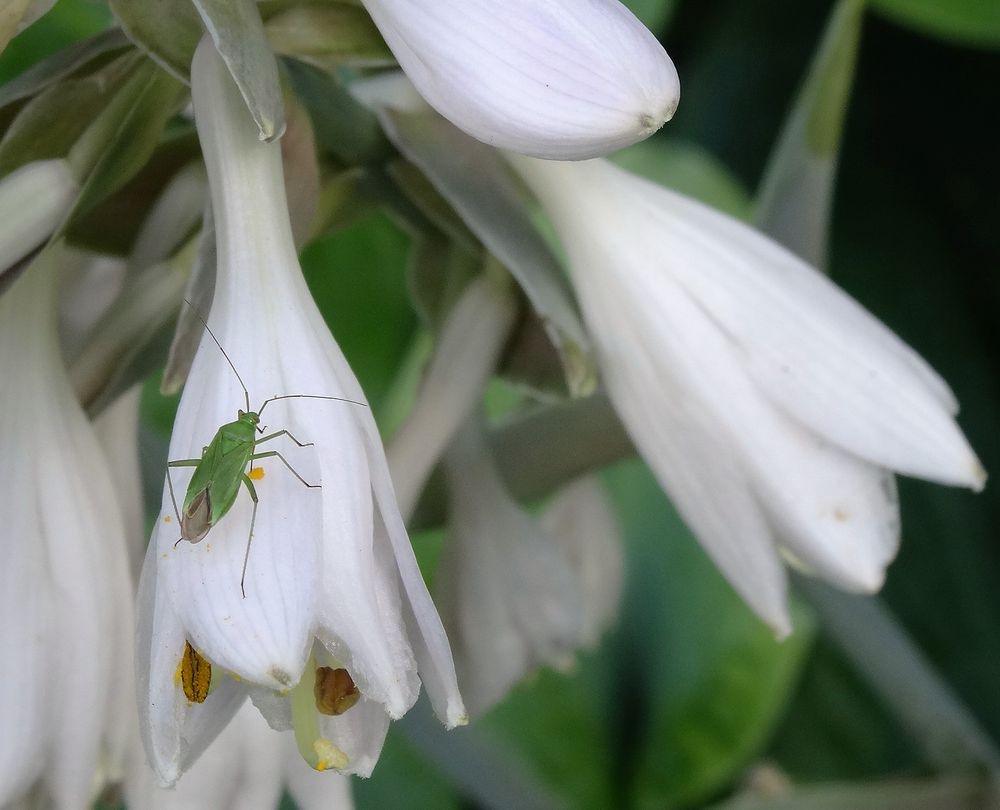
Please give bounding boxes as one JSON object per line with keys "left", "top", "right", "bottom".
{"left": 290, "top": 658, "right": 349, "bottom": 771}
{"left": 248, "top": 467, "right": 265, "bottom": 481}
{"left": 179, "top": 641, "right": 211, "bottom": 703}
{"left": 314, "top": 666, "right": 361, "bottom": 716}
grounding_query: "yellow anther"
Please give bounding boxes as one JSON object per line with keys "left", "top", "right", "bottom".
{"left": 164, "top": 515, "right": 173, "bottom": 523}
{"left": 180, "top": 640, "right": 212, "bottom": 703}
{"left": 314, "top": 667, "right": 361, "bottom": 716}
{"left": 248, "top": 467, "right": 265, "bottom": 481}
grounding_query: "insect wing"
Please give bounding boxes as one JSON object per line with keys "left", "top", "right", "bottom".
{"left": 181, "top": 487, "right": 213, "bottom": 542}
{"left": 207, "top": 420, "right": 258, "bottom": 526}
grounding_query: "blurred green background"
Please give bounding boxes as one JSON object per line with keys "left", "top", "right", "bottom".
{"left": 4, "top": 0, "right": 1000, "bottom": 807}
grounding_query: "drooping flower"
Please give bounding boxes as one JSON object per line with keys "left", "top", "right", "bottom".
{"left": 359, "top": 0, "right": 680, "bottom": 159}
{"left": 0, "top": 246, "right": 133, "bottom": 809}
{"left": 136, "top": 36, "right": 464, "bottom": 785}
{"left": 509, "top": 155, "right": 985, "bottom": 635}
{"left": 435, "top": 417, "right": 584, "bottom": 716}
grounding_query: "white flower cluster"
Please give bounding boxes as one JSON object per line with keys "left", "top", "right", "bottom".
{"left": 0, "top": 0, "right": 983, "bottom": 807}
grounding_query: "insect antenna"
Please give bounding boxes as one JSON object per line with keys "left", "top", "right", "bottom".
{"left": 182, "top": 298, "right": 251, "bottom": 412}
{"left": 257, "top": 393, "right": 367, "bottom": 416}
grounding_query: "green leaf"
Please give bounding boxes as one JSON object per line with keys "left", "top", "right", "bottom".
{"left": 301, "top": 210, "right": 417, "bottom": 411}
{"left": 265, "top": 2, "right": 392, "bottom": 69}
{"left": 869, "top": 0, "right": 1000, "bottom": 49}
{"left": 0, "top": 0, "right": 111, "bottom": 86}
{"left": 65, "top": 58, "right": 186, "bottom": 227}
{"left": 755, "top": 0, "right": 865, "bottom": 268}
{"left": 108, "top": 0, "right": 203, "bottom": 81}
{"left": 2, "top": 0, "right": 42, "bottom": 57}
{"left": 478, "top": 654, "right": 618, "bottom": 810}
{"left": 192, "top": 0, "right": 285, "bottom": 141}
{"left": 621, "top": 0, "right": 678, "bottom": 34}
{"left": 0, "top": 28, "right": 128, "bottom": 124}
{"left": 612, "top": 137, "right": 752, "bottom": 219}
{"left": 283, "top": 58, "right": 390, "bottom": 166}
{"left": 0, "top": 51, "right": 135, "bottom": 174}
{"left": 353, "top": 727, "right": 463, "bottom": 810}
{"left": 605, "top": 460, "right": 814, "bottom": 809}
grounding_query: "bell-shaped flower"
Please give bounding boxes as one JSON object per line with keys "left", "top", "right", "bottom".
{"left": 509, "top": 155, "right": 985, "bottom": 635}
{"left": 0, "top": 247, "right": 133, "bottom": 809}
{"left": 435, "top": 417, "right": 584, "bottom": 716}
{"left": 359, "top": 0, "right": 680, "bottom": 160}
{"left": 136, "top": 36, "right": 464, "bottom": 785}
{"left": 126, "top": 700, "right": 355, "bottom": 810}
{"left": 0, "top": 159, "right": 77, "bottom": 275}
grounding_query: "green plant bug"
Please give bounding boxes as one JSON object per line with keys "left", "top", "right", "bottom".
{"left": 165, "top": 304, "right": 363, "bottom": 597}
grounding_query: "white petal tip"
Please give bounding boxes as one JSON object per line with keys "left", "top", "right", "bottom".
{"left": 769, "top": 612, "right": 794, "bottom": 641}
{"left": 848, "top": 566, "right": 887, "bottom": 595}
{"left": 639, "top": 96, "right": 680, "bottom": 136}
{"left": 152, "top": 761, "right": 180, "bottom": 789}
{"left": 969, "top": 462, "right": 988, "bottom": 493}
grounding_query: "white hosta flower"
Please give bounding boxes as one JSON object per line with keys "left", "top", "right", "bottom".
{"left": 359, "top": 0, "right": 680, "bottom": 159}
{"left": 0, "top": 248, "right": 133, "bottom": 809}
{"left": 126, "top": 701, "right": 354, "bottom": 810}
{"left": 0, "top": 159, "right": 77, "bottom": 274}
{"left": 539, "top": 475, "right": 624, "bottom": 647}
{"left": 436, "top": 418, "right": 583, "bottom": 716}
{"left": 387, "top": 268, "right": 518, "bottom": 520}
{"left": 510, "top": 155, "right": 986, "bottom": 635}
{"left": 136, "top": 36, "right": 464, "bottom": 785}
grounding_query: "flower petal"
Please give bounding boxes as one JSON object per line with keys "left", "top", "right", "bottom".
{"left": 540, "top": 475, "right": 625, "bottom": 646}
{"left": 589, "top": 283, "right": 793, "bottom": 635}
{"left": 306, "top": 299, "right": 467, "bottom": 728}
{"left": 361, "top": 0, "right": 679, "bottom": 159}
{"left": 436, "top": 420, "right": 584, "bottom": 715}
{"left": 619, "top": 167, "right": 983, "bottom": 489}
{"left": 135, "top": 538, "right": 246, "bottom": 786}
{"left": 0, "top": 159, "right": 77, "bottom": 274}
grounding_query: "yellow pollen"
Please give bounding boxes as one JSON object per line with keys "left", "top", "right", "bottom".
{"left": 164, "top": 515, "right": 173, "bottom": 524}
{"left": 248, "top": 467, "right": 265, "bottom": 480}
{"left": 312, "top": 738, "right": 348, "bottom": 772}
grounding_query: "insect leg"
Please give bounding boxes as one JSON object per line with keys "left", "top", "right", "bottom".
{"left": 166, "top": 459, "right": 200, "bottom": 547}
{"left": 250, "top": 450, "right": 320, "bottom": 489}
{"left": 255, "top": 429, "right": 314, "bottom": 448}
{"left": 239, "top": 473, "right": 259, "bottom": 599}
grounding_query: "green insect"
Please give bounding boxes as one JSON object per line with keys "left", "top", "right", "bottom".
{"left": 165, "top": 309, "right": 362, "bottom": 597}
